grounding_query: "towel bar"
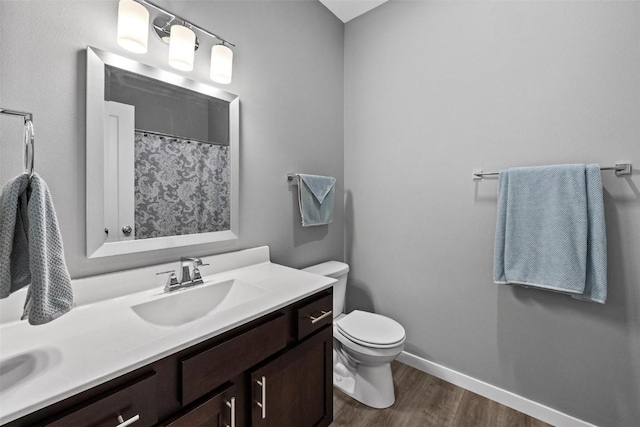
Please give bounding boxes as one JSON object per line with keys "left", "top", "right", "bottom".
{"left": 473, "top": 163, "right": 632, "bottom": 181}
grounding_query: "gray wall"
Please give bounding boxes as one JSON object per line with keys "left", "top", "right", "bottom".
{"left": 0, "top": 0, "right": 344, "bottom": 277}
{"left": 3, "top": 0, "right": 640, "bottom": 424}
{"left": 344, "top": 1, "right": 640, "bottom": 426}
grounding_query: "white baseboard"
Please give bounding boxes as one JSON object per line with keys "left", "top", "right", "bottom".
{"left": 397, "top": 351, "right": 597, "bottom": 427}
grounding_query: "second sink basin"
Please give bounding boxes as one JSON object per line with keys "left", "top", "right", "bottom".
{"left": 131, "top": 279, "right": 271, "bottom": 327}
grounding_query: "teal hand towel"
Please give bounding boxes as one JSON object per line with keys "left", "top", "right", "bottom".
{"left": 493, "top": 164, "right": 607, "bottom": 303}
{"left": 297, "top": 174, "right": 336, "bottom": 227}
{"left": 0, "top": 173, "right": 74, "bottom": 324}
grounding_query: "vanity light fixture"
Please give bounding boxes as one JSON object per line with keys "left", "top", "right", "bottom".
{"left": 116, "top": 0, "right": 235, "bottom": 83}
{"left": 210, "top": 43, "right": 233, "bottom": 84}
{"left": 168, "top": 24, "right": 196, "bottom": 71}
{"left": 116, "top": 0, "right": 150, "bottom": 53}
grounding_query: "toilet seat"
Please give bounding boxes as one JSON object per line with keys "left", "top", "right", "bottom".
{"left": 336, "top": 310, "right": 405, "bottom": 349}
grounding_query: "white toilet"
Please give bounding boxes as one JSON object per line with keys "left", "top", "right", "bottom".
{"left": 302, "top": 261, "right": 406, "bottom": 409}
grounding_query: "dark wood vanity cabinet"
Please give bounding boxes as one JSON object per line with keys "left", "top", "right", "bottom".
{"left": 6, "top": 289, "right": 333, "bottom": 427}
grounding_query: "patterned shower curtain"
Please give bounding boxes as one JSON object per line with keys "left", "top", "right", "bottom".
{"left": 134, "top": 131, "right": 230, "bottom": 239}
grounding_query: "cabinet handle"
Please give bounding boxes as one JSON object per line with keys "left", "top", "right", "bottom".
{"left": 308, "top": 310, "right": 333, "bottom": 324}
{"left": 225, "top": 397, "right": 236, "bottom": 427}
{"left": 116, "top": 414, "right": 139, "bottom": 427}
{"left": 256, "top": 376, "right": 267, "bottom": 419}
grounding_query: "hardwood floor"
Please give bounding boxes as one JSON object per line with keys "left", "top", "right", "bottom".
{"left": 330, "top": 361, "right": 553, "bottom": 427}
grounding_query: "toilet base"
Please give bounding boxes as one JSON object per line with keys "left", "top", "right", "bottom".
{"left": 333, "top": 361, "right": 396, "bottom": 409}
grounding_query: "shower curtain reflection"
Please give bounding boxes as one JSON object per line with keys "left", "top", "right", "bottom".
{"left": 134, "top": 131, "right": 230, "bottom": 239}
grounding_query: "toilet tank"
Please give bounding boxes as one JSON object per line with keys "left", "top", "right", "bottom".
{"left": 302, "top": 261, "right": 349, "bottom": 318}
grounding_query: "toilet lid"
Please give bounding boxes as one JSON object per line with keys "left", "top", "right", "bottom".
{"left": 336, "top": 310, "right": 405, "bottom": 347}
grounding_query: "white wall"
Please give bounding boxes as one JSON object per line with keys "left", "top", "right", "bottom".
{"left": 344, "top": 1, "right": 640, "bottom": 425}
{"left": 0, "top": 0, "right": 344, "bottom": 278}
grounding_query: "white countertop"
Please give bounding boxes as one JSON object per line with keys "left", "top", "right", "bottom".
{"left": 0, "top": 247, "right": 335, "bottom": 425}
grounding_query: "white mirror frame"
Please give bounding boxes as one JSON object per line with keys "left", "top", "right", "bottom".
{"left": 86, "top": 46, "right": 239, "bottom": 258}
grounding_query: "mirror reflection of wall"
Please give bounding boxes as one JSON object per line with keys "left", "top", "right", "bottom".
{"left": 105, "top": 65, "right": 230, "bottom": 144}
{"left": 103, "top": 65, "right": 231, "bottom": 242}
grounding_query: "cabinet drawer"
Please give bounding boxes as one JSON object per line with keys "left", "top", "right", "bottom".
{"left": 44, "top": 372, "right": 157, "bottom": 427}
{"left": 297, "top": 293, "right": 333, "bottom": 340}
{"left": 181, "top": 314, "right": 287, "bottom": 405}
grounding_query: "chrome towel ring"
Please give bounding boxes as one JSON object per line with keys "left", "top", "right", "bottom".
{"left": 24, "top": 118, "right": 35, "bottom": 178}
{"left": 1, "top": 108, "right": 35, "bottom": 178}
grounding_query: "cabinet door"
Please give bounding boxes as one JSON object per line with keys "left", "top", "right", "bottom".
{"left": 158, "top": 383, "right": 241, "bottom": 427}
{"left": 250, "top": 327, "right": 332, "bottom": 427}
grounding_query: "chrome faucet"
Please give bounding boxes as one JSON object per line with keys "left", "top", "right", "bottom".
{"left": 180, "top": 257, "right": 206, "bottom": 286}
{"left": 157, "top": 257, "right": 209, "bottom": 293}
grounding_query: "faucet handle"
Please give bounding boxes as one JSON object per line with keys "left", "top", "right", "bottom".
{"left": 192, "top": 260, "right": 210, "bottom": 277}
{"left": 156, "top": 270, "right": 179, "bottom": 288}
{"left": 191, "top": 262, "right": 209, "bottom": 285}
{"left": 192, "top": 267, "right": 203, "bottom": 283}
{"left": 156, "top": 269, "right": 175, "bottom": 276}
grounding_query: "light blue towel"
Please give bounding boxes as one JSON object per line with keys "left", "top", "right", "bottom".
{"left": 493, "top": 164, "right": 607, "bottom": 303}
{"left": 297, "top": 174, "right": 336, "bottom": 227}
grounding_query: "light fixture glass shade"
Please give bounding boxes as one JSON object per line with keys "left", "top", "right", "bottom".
{"left": 210, "top": 44, "right": 233, "bottom": 84}
{"left": 116, "top": 0, "right": 149, "bottom": 54}
{"left": 168, "top": 25, "right": 196, "bottom": 71}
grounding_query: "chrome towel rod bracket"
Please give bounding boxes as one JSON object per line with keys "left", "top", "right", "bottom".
{"left": 472, "top": 162, "right": 632, "bottom": 181}
{"left": 1, "top": 108, "right": 35, "bottom": 178}
{"left": 0, "top": 108, "right": 33, "bottom": 124}
{"left": 0, "top": 108, "right": 33, "bottom": 123}
{"left": 287, "top": 173, "right": 300, "bottom": 185}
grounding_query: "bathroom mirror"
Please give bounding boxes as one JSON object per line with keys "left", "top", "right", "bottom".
{"left": 86, "top": 47, "right": 239, "bottom": 258}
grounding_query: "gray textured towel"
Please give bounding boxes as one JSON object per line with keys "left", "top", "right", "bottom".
{"left": 0, "top": 173, "right": 74, "bottom": 324}
{"left": 0, "top": 174, "right": 31, "bottom": 296}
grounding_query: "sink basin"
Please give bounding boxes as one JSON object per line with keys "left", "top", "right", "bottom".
{"left": 0, "top": 348, "right": 61, "bottom": 392}
{"left": 131, "top": 279, "right": 270, "bottom": 327}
